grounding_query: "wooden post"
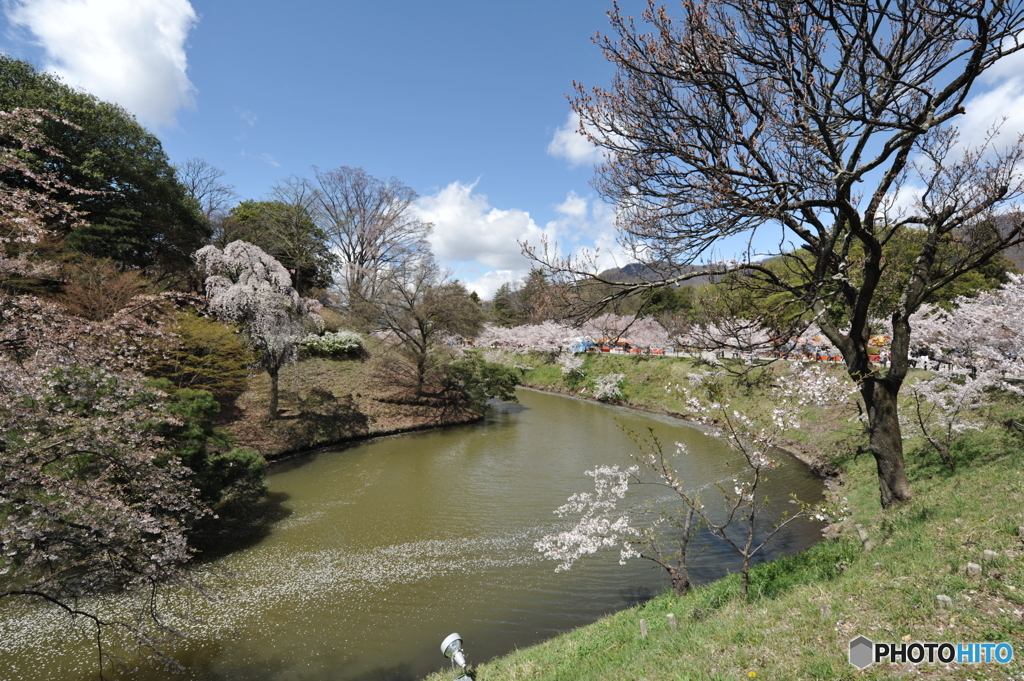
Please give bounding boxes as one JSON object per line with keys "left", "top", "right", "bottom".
{"left": 640, "top": 619, "right": 648, "bottom": 638}
{"left": 667, "top": 613, "right": 678, "bottom": 631}
{"left": 855, "top": 524, "right": 874, "bottom": 552}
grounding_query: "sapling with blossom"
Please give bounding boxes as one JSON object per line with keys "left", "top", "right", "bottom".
{"left": 908, "top": 373, "right": 991, "bottom": 468}
{"left": 591, "top": 373, "right": 626, "bottom": 401}
{"left": 557, "top": 351, "right": 587, "bottom": 387}
{"left": 537, "top": 360, "right": 854, "bottom": 598}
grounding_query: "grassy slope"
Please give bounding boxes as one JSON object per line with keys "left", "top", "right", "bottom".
{"left": 424, "top": 352, "right": 1024, "bottom": 681}
{"left": 519, "top": 352, "right": 865, "bottom": 471}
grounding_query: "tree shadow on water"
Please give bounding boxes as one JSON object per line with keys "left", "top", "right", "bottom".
{"left": 192, "top": 490, "right": 294, "bottom": 561}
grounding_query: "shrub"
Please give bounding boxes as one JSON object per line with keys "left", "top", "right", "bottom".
{"left": 146, "top": 311, "right": 256, "bottom": 405}
{"left": 446, "top": 353, "right": 521, "bottom": 410}
{"left": 302, "top": 330, "right": 365, "bottom": 357}
{"left": 592, "top": 373, "right": 626, "bottom": 401}
{"left": 59, "top": 258, "right": 154, "bottom": 321}
{"left": 558, "top": 352, "right": 587, "bottom": 388}
{"left": 317, "top": 306, "right": 347, "bottom": 332}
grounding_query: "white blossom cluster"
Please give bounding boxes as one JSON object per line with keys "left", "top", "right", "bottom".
{"left": 195, "top": 241, "right": 324, "bottom": 372}
{"left": 777, "top": 361, "right": 857, "bottom": 407}
{"left": 592, "top": 373, "right": 626, "bottom": 401}
{"left": 557, "top": 351, "right": 585, "bottom": 375}
{"left": 533, "top": 465, "right": 640, "bottom": 572}
{"left": 302, "top": 330, "right": 364, "bottom": 356}
{"left": 810, "top": 497, "right": 851, "bottom": 523}
{"left": 909, "top": 373, "right": 990, "bottom": 432}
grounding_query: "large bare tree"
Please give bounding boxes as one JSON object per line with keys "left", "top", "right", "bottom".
{"left": 310, "top": 166, "right": 431, "bottom": 309}
{"left": 538, "top": 0, "right": 1024, "bottom": 507}
{"left": 364, "top": 259, "right": 483, "bottom": 399}
{"left": 220, "top": 178, "right": 336, "bottom": 295}
{"left": 176, "top": 157, "right": 238, "bottom": 225}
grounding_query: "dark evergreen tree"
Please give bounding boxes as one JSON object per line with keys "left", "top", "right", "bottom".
{"left": 0, "top": 56, "right": 208, "bottom": 281}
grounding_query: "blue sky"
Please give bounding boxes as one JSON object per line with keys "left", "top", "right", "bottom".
{"left": 3, "top": 1, "right": 1024, "bottom": 297}
{"left": 0, "top": 0, "right": 652, "bottom": 297}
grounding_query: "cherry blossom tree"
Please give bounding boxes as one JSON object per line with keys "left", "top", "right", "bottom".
{"left": 530, "top": 0, "right": 1024, "bottom": 506}
{"left": 908, "top": 373, "right": 993, "bottom": 467}
{"left": 905, "top": 274, "right": 1024, "bottom": 465}
{"left": 911, "top": 274, "right": 1024, "bottom": 376}
{"left": 581, "top": 313, "right": 670, "bottom": 349}
{"left": 591, "top": 373, "right": 627, "bottom": 401}
{"left": 195, "top": 241, "right": 324, "bottom": 418}
{"left": 558, "top": 351, "right": 587, "bottom": 387}
{"left": 475, "top": 320, "right": 580, "bottom": 352}
{"left": 0, "top": 293, "right": 211, "bottom": 666}
{"left": 0, "top": 108, "right": 92, "bottom": 292}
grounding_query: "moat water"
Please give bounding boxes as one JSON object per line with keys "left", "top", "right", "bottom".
{"left": 0, "top": 388, "right": 824, "bottom": 680}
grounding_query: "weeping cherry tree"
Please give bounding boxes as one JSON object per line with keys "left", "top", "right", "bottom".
{"left": 195, "top": 241, "right": 323, "bottom": 419}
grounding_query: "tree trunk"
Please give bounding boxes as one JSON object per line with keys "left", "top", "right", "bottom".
{"left": 268, "top": 366, "right": 280, "bottom": 419}
{"left": 861, "top": 377, "right": 912, "bottom": 507}
{"left": 415, "top": 352, "right": 426, "bottom": 397}
{"left": 668, "top": 567, "right": 690, "bottom": 596}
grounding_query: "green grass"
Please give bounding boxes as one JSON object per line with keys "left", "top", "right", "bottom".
{"left": 423, "top": 353, "right": 1024, "bottom": 681}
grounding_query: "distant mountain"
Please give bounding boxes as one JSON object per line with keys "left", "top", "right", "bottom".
{"left": 993, "top": 213, "right": 1024, "bottom": 271}
{"left": 597, "top": 261, "right": 722, "bottom": 288}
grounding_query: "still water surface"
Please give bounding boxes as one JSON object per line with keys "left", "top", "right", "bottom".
{"left": 1, "top": 388, "right": 824, "bottom": 680}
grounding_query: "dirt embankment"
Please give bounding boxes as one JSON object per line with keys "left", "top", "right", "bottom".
{"left": 220, "top": 357, "right": 482, "bottom": 463}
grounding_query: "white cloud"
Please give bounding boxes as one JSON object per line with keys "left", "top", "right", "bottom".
{"left": 460, "top": 269, "right": 524, "bottom": 300}
{"left": 547, "top": 111, "right": 604, "bottom": 168}
{"left": 546, "top": 194, "right": 629, "bottom": 273}
{"left": 5, "top": 0, "right": 198, "bottom": 128}
{"left": 418, "top": 181, "right": 550, "bottom": 270}
{"left": 959, "top": 78, "right": 1024, "bottom": 149}
{"left": 952, "top": 40, "right": 1024, "bottom": 150}
{"left": 237, "top": 108, "right": 257, "bottom": 127}
{"left": 555, "top": 191, "right": 588, "bottom": 219}
{"left": 417, "top": 182, "right": 632, "bottom": 298}
{"left": 239, "top": 150, "right": 279, "bottom": 167}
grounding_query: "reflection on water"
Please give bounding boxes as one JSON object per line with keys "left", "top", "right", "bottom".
{"left": 0, "top": 388, "right": 824, "bottom": 681}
